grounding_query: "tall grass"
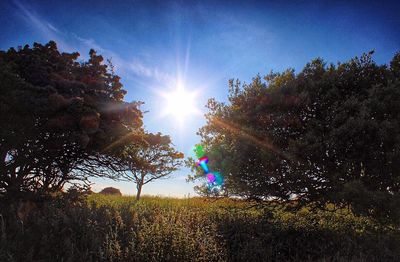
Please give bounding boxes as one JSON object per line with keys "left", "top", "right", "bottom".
{"left": 1, "top": 193, "right": 399, "bottom": 261}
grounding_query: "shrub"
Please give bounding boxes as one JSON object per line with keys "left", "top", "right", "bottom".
{"left": 99, "top": 187, "right": 123, "bottom": 196}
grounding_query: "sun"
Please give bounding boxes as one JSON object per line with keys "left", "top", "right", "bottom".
{"left": 160, "top": 84, "right": 200, "bottom": 124}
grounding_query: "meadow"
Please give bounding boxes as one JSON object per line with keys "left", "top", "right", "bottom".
{"left": 1, "top": 193, "right": 399, "bottom": 262}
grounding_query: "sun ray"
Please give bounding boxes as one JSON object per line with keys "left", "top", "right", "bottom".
{"left": 210, "top": 117, "right": 294, "bottom": 161}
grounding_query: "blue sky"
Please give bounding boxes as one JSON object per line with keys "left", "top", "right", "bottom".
{"left": 1, "top": 0, "right": 399, "bottom": 197}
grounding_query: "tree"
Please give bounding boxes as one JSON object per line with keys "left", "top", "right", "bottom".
{"left": 0, "top": 42, "right": 143, "bottom": 202}
{"left": 120, "top": 132, "right": 183, "bottom": 200}
{"left": 193, "top": 52, "right": 400, "bottom": 221}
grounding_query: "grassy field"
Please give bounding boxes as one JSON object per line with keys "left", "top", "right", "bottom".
{"left": 1, "top": 193, "right": 399, "bottom": 261}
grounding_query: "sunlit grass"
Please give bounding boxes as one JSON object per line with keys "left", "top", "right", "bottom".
{"left": 87, "top": 193, "right": 378, "bottom": 233}
{"left": 2, "top": 193, "right": 399, "bottom": 261}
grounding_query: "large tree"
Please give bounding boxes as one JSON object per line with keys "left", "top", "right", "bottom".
{"left": 120, "top": 132, "right": 183, "bottom": 200}
{"left": 193, "top": 52, "right": 400, "bottom": 221}
{"left": 0, "top": 42, "right": 143, "bottom": 201}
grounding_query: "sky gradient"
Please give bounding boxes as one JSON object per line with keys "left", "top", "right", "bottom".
{"left": 1, "top": 0, "right": 399, "bottom": 196}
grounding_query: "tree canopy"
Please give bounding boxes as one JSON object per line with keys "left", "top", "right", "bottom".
{"left": 193, "top": 51, "right": 400, "bottom": 221}
{"left": 119, "top": 132, "right": 184, "bottom": 200}
{"left": 0, "top": 41, "right": 144, "bottom": 201}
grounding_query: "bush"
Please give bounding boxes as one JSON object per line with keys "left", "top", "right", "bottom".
{"left": 99, "top": 187, "right": 122, "bottom": 196}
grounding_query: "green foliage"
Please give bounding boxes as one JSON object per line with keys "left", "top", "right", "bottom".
{"left": 194, "top": 51, "right": 400, "bottom": 222}
{"left": 1, "top": 194, "right": 399, "bottom": 261}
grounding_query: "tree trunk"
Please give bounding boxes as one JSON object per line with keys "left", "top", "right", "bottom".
{"left": 136, "top": 181, "right": 143, "bottom": 201}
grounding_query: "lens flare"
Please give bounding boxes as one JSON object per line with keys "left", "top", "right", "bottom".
{"left": 193, "top": 145, "right": 224, "bottom": 193}
{"left": 206, "top": 173, "right": 215, "bottom": 183}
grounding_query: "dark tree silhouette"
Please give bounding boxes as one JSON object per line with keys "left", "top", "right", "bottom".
{"left": 99, "top": 187, "right": 122, "bottom": 196}
{"left": 0, "top": 41, "right": 143, "bottom": 202}
{"left": 120, "top": 132, "right": 183, "bottom": 200}
{"left": 192, "top": 52, "right": 400, "bottom": 221}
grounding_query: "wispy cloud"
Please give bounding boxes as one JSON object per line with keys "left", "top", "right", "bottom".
{"left": 129, "top": 60, "right": 172, "bottom": 83}
{"left": 72, "top": 34, "right": 105, "bottom": 53}
{"left": 46, "top": 22, "right": 60, "bottom": 33}
{"left": 13, "top": 0, "right": 72, "bottom": 50}
{"left": 12, "top": 0, "right": 172, "bottom": 84}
